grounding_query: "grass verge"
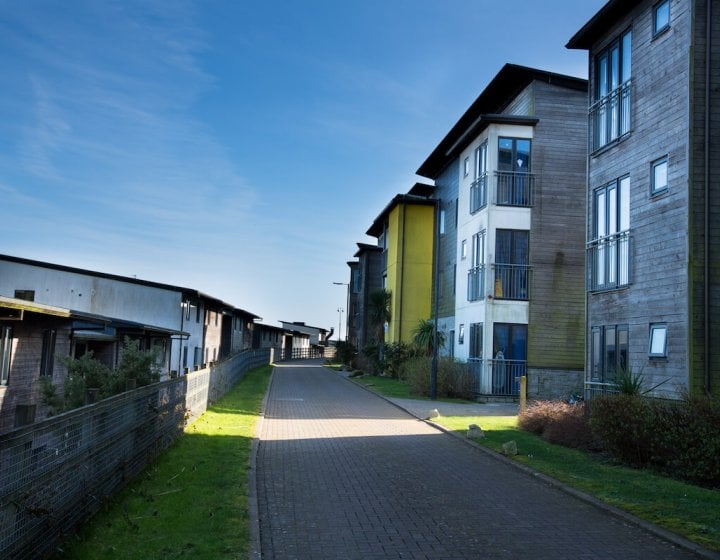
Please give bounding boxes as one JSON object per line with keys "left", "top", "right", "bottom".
{"left": 352, "top": 376, "right": 719, "bottom": 551}
{"left": 56, "top": 364, "right": 272, "bottom": 560}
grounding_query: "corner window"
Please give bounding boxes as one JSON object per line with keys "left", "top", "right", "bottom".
{"left": 649, "top": 323, "right": 668, "bottom": 357}
{"left": 653, "top": 0, "right": 670, "bottom": 36}
{"left": 651, "top": 156, "right": 668, "bottom": 195}
{"left": 458, "top": 324, "right": 465, "bottom": 345}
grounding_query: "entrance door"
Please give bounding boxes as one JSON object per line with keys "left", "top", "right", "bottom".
{"left": 492, "top": 323, "right": 527, "bottom": 395}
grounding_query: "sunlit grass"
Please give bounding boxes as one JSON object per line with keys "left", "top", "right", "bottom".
{"left": 57, "top": 365, "right": 272, "bottom": 560}
{"left": 434, "top": 414, "right": 720, "bottom": 551}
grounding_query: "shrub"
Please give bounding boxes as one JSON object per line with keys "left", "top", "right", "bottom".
{"left": 382, "top": 342, "right": 414, "bottom": 379}
{"left": 519, "top": 400, "right": 595, "bottom": 449}
{"left": 334, "top": 341, "right": 356, "bottom": 366}
{"left": 400, "top": 356, "right": 474, "bottom": 400}
{"left": 590, "top": 394, "right": 720, "bottom": 487}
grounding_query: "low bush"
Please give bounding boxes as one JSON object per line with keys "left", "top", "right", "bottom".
{"left": 399, "top": 356, "right": 474, "bottom": 400}
{"left": 334, "top": 341, "right": 356, "bottom": 366}
{"left": 590, "top": 394, "right": 720, "bottom": 487}
{"left": 519, "top": 400, "right": 595, "bottom": 450}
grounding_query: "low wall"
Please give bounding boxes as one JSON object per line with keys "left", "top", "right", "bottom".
{"left": 526, "top": 367, "right": 584, "bottom": 400}
{"left": 0, "top": 348, "right": 270, "bottom": 559}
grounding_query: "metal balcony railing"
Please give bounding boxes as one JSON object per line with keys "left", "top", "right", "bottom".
{"left": 584, "top": 381, "right": 620, "bottom": 401}
{"left": 590, "top": 79, "right": 632, "bottom": 152}
{"left": 495, "top": 171, "right": 535, "bottom": 207}
{"left": 467, "top": 265, "right": 485, "bottom": 302}
{"left": 470, "top": 174, "right": 488, "bottom": 213}
{"left": 492, "top": 264, "right": 531, "bottom": 300}
{"left": 587, "top": 231, "right": 631, "bottom": 291}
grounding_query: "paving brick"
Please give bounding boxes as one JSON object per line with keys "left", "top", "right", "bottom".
{"left": 255, "top": 361, "right": 704, "bottom": 559}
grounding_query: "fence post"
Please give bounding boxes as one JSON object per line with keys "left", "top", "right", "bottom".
{"left": 519, "top": 375, "right": 527, "bottom": 413}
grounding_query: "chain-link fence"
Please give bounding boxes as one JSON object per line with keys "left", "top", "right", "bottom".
{"left": 0, "top": 348, "right": 269, "bottom": 559}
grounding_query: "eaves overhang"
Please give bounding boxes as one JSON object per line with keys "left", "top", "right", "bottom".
{"left": 365, "top": 194, "right": 436, "bottom": 238}
{"left": 416, "top": 63, "right": 587, "bottom": 179}
{"left": 566, "top": 0, "right": 638, "bottom": 50}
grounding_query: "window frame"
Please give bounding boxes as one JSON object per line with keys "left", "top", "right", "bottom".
{"left": 469, "top": 323, "right": 483, "bottom": 360}
{"left": 653, "top": 0, "right": 670, "bottom": 37}
{"left": 1, "top": 326, "right": 12, "bottom": 386}
{"left": 40, "top": 329, "right": 56, "bottom": 377}
{"left": 463, "top": 156, "right": 470, "bottom": 177}
{"left": 651, "top": 156, "right": 668, "bottom": 196}
{"left": 590, "top": 324, "right": 629, "bottom": 382}
{"left": 648, "top": 323, "right": 668, "bottom": 358}
{"left": 458, "top": 324, "right": 465, "bottom": 345}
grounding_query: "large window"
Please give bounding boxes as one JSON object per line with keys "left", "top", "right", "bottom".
{"left": 589, "top": 176, "right": 631, "bottom": 290}
{"left": 470, "top": 142, "right": 488, "bottom": 213}
{"left": 467, "top": 230, "right": 486, "bottom": 301}
{"left": 40, "top": 329, "right": 56, "bottom": 377}
{"left": 497, "top": 138, "right": 533, "bottom": 206}
{"left": 590, "top": 324, "right": 629, "bottom": 382}
{"left": 0, "top": 326, "right": 12, "bottom": 386}
{"left": 494, "top": 229, "right": 530, "bottom": 300}
{"left": 592, "top": 29, "right": 632, "bottom": 150}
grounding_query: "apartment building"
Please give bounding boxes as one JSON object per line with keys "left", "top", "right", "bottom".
{"left": 567, "top": 0, "right": 719, "bottom": 398}
{"left": 347, "top": 243, "right": 384, "bottom": 349}
{"left": 366, "top": 186, "right": 436, "bottom": 345}
{"left": 417, "top": 64, "right": 588, "bottom": 398}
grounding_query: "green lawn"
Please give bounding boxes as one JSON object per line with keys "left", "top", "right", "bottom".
{"left": 351, "top": 374, "right": 719, "bottom": 552}
{"left": 57, "top": 365, "right": 272, "bottom": 560}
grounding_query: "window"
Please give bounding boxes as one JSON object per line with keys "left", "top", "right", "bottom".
{"left": 589, "top": 176, "right": 631, "bottom": 290}
{"left": 463, "top": 156, "right": 470, "bottom": 177}
{"left": 447, "top": 330, "right": 455, "bottom": 357}
{"left": 469, "top": 323, "right": 483, "bottom": 360}
{"left": 590, "top": 324, "right": 629, "bottom": 382}
{"left": 439, "top": 209, "right": 446, "bottom": 235}
{"left": 651, "top": 156, "right": 668, "bottom": 195}
{"left": 0, "top": 326, "right": 11, "bottom": 385}
{"left": 497, "top": 138, "right": 532, "bottom": 206}
{"left": 40, "top": 329, "right": 56, "bottom": 377}
{"left": 183, "top": 346, "right": 188, "bottom": 369}
{"left": 461, "top": 239, "right": 467, "bottom": 260}
{"left": 471, "top": 142, "right": 488, "bottom": 212}
{"left": 458, "top": 324, "right": 465, "bottom": 345}
{"left": 494, "top": 230, "right": 529, "bottom": 299}
{"left": 649, "top": 323, "right": 667, "bottom": 357}
{"left": 653, "top": 0, "right": 670, "bottom": 36}
{"left": 592, "top": 29, "right": 632, "bottom": 150}
{"left": 468, "top": 230, "right": 486, "bottom": 301}
{"left": 14, "top": 290, "right": 35, "bottom": 301}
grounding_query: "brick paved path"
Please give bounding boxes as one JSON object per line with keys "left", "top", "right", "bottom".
{"left": 255, "top": 362, "right": 702, "bottom": 559}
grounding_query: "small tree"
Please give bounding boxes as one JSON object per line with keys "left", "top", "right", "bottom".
{"left": 411, "top": 319, "right": 445, "bottom": 356}
{"left": 60, "top": 351, "right": 113, "bottom": 409}
{"left": 113, "top": 337, "right": 162, "bottom": 390}
{"left": 367, "top": 288, "right": 391, "bottom": 344}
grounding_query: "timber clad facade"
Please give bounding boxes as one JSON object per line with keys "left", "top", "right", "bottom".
{"left": 568, "top": 0, "right": 720, "bottom": 398}
{"left": 347, "top": 243, "right": 383, "bottom": 349}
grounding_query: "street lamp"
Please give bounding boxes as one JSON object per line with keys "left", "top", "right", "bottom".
{"left": 337, "top": 307, "right": 344, "bottom": 343}
{"left": 333, "top": 281, "right": 350, "bottom": 341}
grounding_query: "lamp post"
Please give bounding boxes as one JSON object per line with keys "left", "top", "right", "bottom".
{"left": 336, "top": 307, "right": 344, "bottom": 343}
{"left": 333, "top": 281, "right": 350, "bottom": 341}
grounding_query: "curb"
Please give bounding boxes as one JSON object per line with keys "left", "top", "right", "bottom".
{"left": 247, "top": 366, "right": 275, "bottom": 560}
{"left": 343, "top": 372, "right": 719, "bottom": 560}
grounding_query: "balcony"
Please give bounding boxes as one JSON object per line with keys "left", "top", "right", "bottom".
{"left": 495, "top": 171, "right": 535, "bottom": 207}
{"left": 468, "top": 358, "right": 524, "bottom": 396}
{"left": 590, "top": 80, "right": 632, "bottom": 152}
{"left": 470, "top": 174, "right": 488, "bottom": 213}
{"left": 587, "top": 231, "right": 631, "bottom": 291}
{"left": 467, "top": 265, "right": 485, "bottom": 301}
{"left": 492, "top": 264, "right": 531, "bottom": 300}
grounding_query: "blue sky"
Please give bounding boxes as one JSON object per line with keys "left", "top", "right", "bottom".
{"left": 0, "top": 0, "right": 606, "bottom": 336}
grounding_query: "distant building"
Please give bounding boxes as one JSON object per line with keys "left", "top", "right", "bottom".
{"left": 366, "top": 187, "right": 436, "bottom": 345}
{"left": 567, "top": 0, "right": 719, "bottom": 398}
{"left": 347, "top": 243, "right": 383, "bottom": 349}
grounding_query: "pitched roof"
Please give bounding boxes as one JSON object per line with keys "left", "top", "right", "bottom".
{"left": 416, "top": 63, "right": 587, "bottom": 179}
{"left": 566, "top": 0, "right": 638, "bottom": 50}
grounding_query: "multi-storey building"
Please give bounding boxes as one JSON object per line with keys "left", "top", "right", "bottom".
{"left": 347, "top": 243, "right": 383, "bottom": 349}
{"left": 417, "top": 64, "right": 588, "bottom": 398}
{"left": 366, "top": 187, "right": 436, "bottom": 344}
{"left": 567, "top": 0, "right": 719, "bottom": 398}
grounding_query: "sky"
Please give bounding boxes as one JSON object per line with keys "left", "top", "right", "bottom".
{"left": 0, "top": 0, "right": 607, "bottom": 337}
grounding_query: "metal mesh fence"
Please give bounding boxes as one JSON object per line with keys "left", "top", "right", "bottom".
{"left": 0, "top": 348, "right": 269, "bottom": 559}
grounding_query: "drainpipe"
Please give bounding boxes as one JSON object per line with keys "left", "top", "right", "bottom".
{"left": 703, "top": 0, "right": 712, "bottom": 396}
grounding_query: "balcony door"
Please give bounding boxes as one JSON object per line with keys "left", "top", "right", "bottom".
{"left": 498, "top": 137, "right": 531, "bottom": 205}
{"left": 492, "top": 323, "right": 527, "bottom": 395}
{"left": 494, "top": 229, "right": 529, "bottom": 299}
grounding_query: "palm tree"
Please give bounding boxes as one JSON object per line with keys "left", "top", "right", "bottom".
{"left": 411, "top": 319, "right": 445, "bottom": 356}
{"left": 367, "top": 288, "right": 391, "bottom": 344}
